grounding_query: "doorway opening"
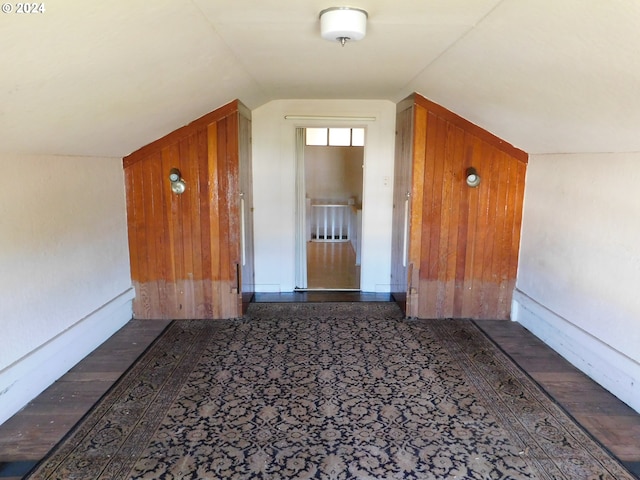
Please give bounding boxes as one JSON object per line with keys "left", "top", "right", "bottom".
{"left": 295, "top": 127, "right": 365, "bottom": 290}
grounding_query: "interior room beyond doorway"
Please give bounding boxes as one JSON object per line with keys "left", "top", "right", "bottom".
{"left": 303, "top": 127, "right": 364, "bottom": 290}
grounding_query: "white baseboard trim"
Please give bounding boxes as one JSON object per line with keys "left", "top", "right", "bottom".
{"left": 511, "top": 289, "right": 640, "bottom": 413}
{"left": 0, "top": 288, "right": 135, "bottom": 426}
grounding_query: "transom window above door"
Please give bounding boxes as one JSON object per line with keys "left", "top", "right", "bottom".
{"left": 306, "top": 128, "right": 365, "bottom": 147}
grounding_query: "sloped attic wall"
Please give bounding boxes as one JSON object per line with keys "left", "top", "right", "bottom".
{"left": 0, "top": 154, "right": 132, "bottom": 425}
{"left": 515, "top": 153, "right": 640, "bottom": 413}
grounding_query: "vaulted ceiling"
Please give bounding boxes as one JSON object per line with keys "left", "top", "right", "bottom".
{"left": 2, "top": 0, "right": 639, "bottom": 157}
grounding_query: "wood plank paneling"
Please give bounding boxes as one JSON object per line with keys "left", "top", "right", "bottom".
{"left": 443, "top": 122, "right": 464, "bottom": 317}
{"left": 196, "top": 127, "right": 214, "bottom": 318}
{"left": 123, "top": 100, "right": 252, "bottom": 319}
{"left": 163, "top": 143, "right": 183, "bottom": 318}
{"left": 406, "top": 105, "right": 428, "bottom": 317}
{"left": 394, "top": 93, "right": 528, "bottom": 320}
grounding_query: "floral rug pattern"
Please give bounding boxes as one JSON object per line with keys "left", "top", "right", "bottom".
{"left": 27, "top": 302, "right": 634, "bottom": 479}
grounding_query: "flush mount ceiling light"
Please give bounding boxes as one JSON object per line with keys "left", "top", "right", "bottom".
{"left": 319, "top": 6, "right": 368, "bottom": 47}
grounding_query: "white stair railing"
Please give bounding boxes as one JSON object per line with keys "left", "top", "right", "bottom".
{"left": 310, "top": 203, "right": 351, "bottom": 242}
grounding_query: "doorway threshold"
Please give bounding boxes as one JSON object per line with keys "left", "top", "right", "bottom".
{"left": 254, "top": 291, "right": 393, "bottom": 303}
{"left": 294, "top": 288, "right": 361, "bottom": 292}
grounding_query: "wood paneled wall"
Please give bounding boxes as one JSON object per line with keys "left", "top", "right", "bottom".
{"left": 392, "top": 94, "right": 527, "bottom": 320}
{"left": 123, "top": 100, "right": 253, "bottom": 319}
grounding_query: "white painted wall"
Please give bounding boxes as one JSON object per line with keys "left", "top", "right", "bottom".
{"left": 0, "top": 153, "right": 133, "bottom": 424}
{"left": 514, "top": 152, "right": 640, "bottom": 412}
{"left": 252, "top": 100, "right": 396, "bottom": 292}
{"left": 305, "top": 146, "right": 364, "bottom": 205}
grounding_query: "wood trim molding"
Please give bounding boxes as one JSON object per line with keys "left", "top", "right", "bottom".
{"left": 411, "top": 93, "right": 528, "bottom": 164}
{"left": 395, "top": 95, "right": 415, "bottom": 114}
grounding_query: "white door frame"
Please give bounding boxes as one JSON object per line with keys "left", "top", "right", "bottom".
{"left": 294, "top": 128, "right": 307, "bottom": 289}
{"left": 293, "top": 124, "right": 367, "bottom": 290}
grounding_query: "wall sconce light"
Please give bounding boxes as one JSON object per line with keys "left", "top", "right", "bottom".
{"left": 169, "top": 168, "right": 186, "bottom": 194}
{"left": 466, "top": 167, "right": 481, "bottom": 187}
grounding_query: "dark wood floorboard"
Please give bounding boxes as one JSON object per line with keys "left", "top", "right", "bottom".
{"left": 254, "top": 291, "right": 393, "bottom": 302}
{"left": 0, "top": 319, "right": 171, "bottom": 480}
{"left": 0, "top": 314, "right": 638, "bottom": 479}
{"left": 476, "top": 319, "right": 640, "bottom": 477}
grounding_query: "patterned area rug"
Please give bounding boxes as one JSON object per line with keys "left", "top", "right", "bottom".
{"left": 26, "top": 302, "right": 634, "bottom": 479}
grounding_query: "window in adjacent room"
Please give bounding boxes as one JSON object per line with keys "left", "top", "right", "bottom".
{"left": 305, "top": 128, "right": 365, "bottom": 147}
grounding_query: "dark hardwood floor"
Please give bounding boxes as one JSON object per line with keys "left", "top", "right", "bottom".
{"left": 476, "top": 319, "right": 640, "bottom": 477}
{"left": 0, "top": 319, "right": 171, "bottom": 480}
{"left": 254, "top": 291, "right": 393, "bottom": 302}
{"left": 1, "top": 299, "right": 638, "bottom": 479}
